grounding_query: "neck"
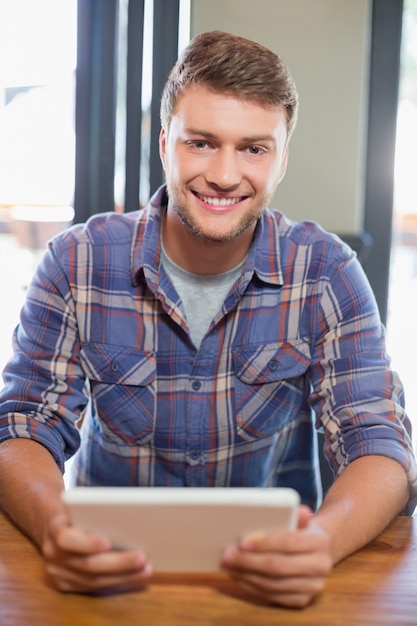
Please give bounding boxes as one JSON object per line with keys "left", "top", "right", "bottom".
{"left": 162, "top": 213, "right": 254, "bottom": 275}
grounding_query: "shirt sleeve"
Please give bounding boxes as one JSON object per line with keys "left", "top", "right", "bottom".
{"left": 0, "top": 242, "right": 88, "bottom": 472}
{"left": 308, "top": 248, "right": 417, "bottom": 514}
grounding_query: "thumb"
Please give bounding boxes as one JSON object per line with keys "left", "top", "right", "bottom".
{"left": 297, "top": 504, "right": 314, "bottom": 529}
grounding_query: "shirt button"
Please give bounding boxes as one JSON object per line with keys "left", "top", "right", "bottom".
{"left": 268, "top": 360, "right": 278, "bottom": 371}
{"left": 111, "top": 360, "right": 119, "bottom": 372}
{"left": 192, "top": 380, "right": 202, "bottom": 391}
{"left": 190, "top": 451, "right": 199, "bottom": 460}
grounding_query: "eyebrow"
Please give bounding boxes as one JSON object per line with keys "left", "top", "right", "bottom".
{"left": 184, "top": 128, "right": 276, "bottom": 143}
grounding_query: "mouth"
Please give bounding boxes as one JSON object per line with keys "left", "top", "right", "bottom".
{"left": 192, "top": 191, "right": 247, "bottom": 208}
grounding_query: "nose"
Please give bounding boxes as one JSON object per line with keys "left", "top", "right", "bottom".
{"left": 205, "top": 147, "right": 242, "bottom": 189}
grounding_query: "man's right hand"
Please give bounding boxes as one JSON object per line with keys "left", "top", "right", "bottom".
{"left": 42, "top": 513, "right": 153, "bottom": 593}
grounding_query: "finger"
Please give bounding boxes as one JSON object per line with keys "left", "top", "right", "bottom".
{"left": 222, "top": 546, "right": 332, "bottom": 579}
{"left": 238, "top": 527, "right": 330, "bottom": 555}
{"left": 297, "top": 505, "right": 314, "bottom": 529}
{"left": 54, "top": 524, "right": 112, "bottom": 554}
{"left": 47, "top": 512, "right": 112, "bottom": 554}
{"left": 46, "top": 560, "right": 153, "bottom": 594}
{"left": 43, "top": 527, "right": 111, "bottom": 561}
{"left": 228, "top": 569, "right": 327, "bottom": 596}
{"left": 231, "top": 577, "right": 318, "bottom": 609}
{"left": 58, "top": 548, "right": 148, "bottom": 576}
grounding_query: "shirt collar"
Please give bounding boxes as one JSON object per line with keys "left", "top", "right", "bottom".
{"left": 130, "top": 185, "right": 167, "bottom": 287}
{"left": 245, "top": 211, "right": 284, "bottom": 286}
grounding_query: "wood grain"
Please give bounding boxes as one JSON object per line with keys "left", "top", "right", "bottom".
{"left": 0, "top": 512, "right": 416, "bottom": 625}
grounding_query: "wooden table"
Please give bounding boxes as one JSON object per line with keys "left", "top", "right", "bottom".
{"left": 0, "top": 513, "right": 416, "bottom": 626}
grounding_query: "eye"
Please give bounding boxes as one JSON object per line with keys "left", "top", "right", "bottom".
{"left": 188, "top": 139, "right": 209, "bottom": 149}
{"left": 247, "top": 145, "right": 266, "bottom": 156}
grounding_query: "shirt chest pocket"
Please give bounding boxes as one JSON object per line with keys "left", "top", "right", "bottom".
{"left": 232, "top": 341, "right": 311, "bottom": 441}
{"left": 80, "top": 343, "right": 156, "bottom": 443}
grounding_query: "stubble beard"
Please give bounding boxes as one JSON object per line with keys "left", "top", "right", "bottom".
{"left": 168, "top": 189, "right": 274, "bottom": 245}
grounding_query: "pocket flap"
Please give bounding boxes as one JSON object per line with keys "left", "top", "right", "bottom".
{"left": 233, "top": 341, "right": 310, "bottom": 384}
{"left": 80, "top": 343, "right": 156, "bottom": 386}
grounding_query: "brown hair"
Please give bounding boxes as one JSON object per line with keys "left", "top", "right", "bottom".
{"left": 160, "top": 30, "right": 299, "bottom": 142}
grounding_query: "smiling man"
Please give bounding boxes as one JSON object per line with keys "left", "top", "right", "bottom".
{"left": 161, "top": 86, "right": 289, "bottom": 275}
{"left": 0, "top": 31, "right": 416, "bottom": 609}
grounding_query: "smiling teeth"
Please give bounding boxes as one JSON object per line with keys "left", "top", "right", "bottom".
{"left": 198, "top": 194, "right": 241, "bottom": 206}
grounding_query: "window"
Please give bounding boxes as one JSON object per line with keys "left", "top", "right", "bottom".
{"left": 0, "top": 0, "right": 77, "bottom": 378}
{"left": 387, "top": 0, "right": 417, "bottom": 448}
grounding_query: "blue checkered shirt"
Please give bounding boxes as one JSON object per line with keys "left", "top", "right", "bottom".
{"left": 1, "top": 185, "right": 416, "bottom": 511}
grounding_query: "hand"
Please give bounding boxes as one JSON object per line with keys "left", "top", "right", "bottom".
{"left": 220, "top": 506, "right": 332, "bottom": 608}
{"left": 42, "top": 514, "right": 153, "bottom": 593}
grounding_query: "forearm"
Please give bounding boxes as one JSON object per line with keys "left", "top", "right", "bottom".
{"left": 314, "top": 455, "right": 410, "bottom": 565}
{"left": 0, "top": 438, "right": 66, "bottom": 548}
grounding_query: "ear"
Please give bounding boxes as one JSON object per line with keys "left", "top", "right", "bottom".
{"left": 159, "top": 127, "right": 167, "bottom": 168}
{"left": 277, "top": 146, "right": 289, "bottom": 184}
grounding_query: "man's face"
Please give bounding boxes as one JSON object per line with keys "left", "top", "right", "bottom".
{"left": 160, "top": 85, "right": 289, "bottom": 247}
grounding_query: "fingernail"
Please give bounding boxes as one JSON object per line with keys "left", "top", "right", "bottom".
{"left": 222, "top": 547, "right": 236, "bottom": 565}
{"left": 134, "top": 552, "right": 147, "bottom": 568}
{"left": 140, "top": 563, "right": 153, "bottom": 578}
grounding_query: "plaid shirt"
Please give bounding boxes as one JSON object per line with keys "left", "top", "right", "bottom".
{"left": 1, "top": 185, "right": 416, "bottom": 510}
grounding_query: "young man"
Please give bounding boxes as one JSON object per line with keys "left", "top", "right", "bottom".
{"left": 0, "top": 31, "right": 416, "bottom": 609}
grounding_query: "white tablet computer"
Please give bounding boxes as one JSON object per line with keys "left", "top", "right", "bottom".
{"left": 62, "top": 487, "right": 300, "bottom": 573}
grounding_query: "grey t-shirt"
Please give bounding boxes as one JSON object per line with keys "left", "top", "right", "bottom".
{"left": 161, "top": 245, "right": 244, "bottom": 348}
